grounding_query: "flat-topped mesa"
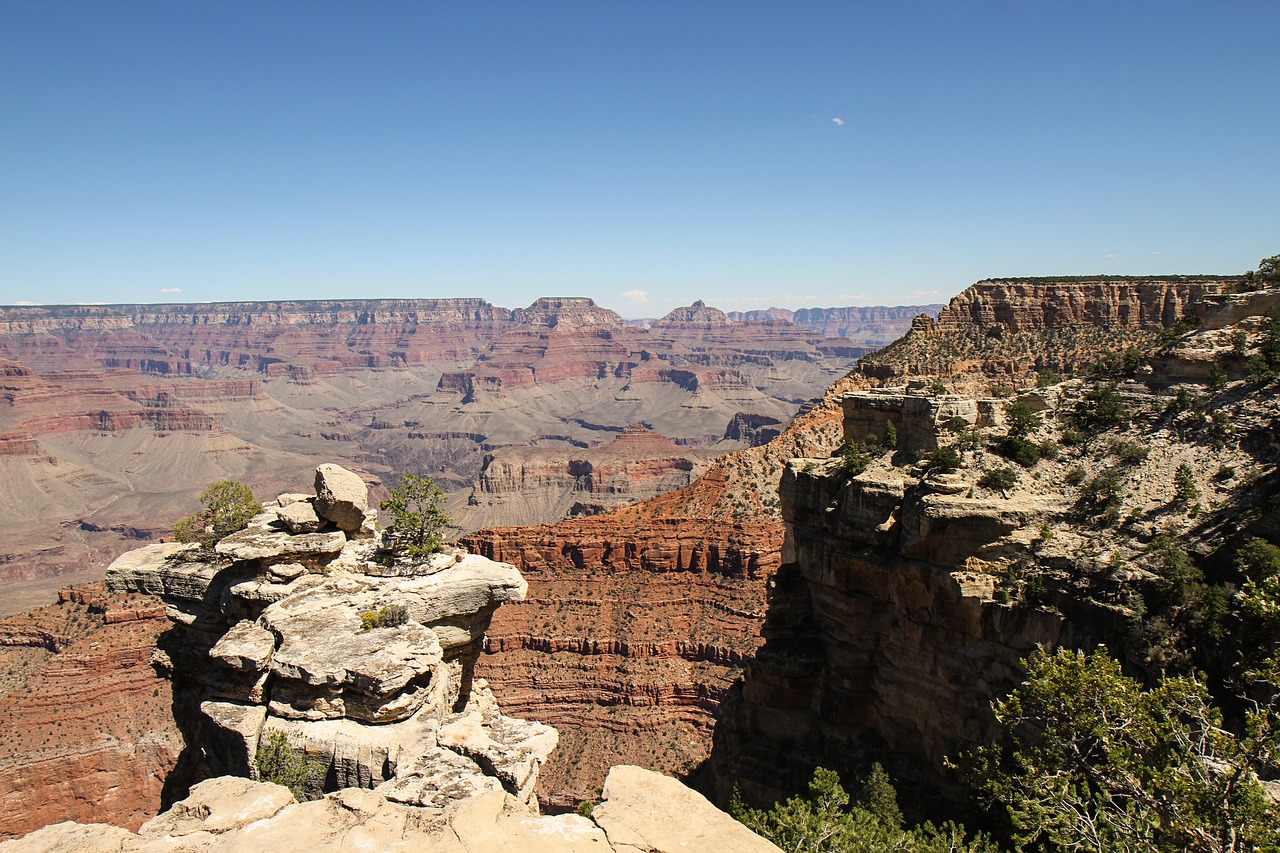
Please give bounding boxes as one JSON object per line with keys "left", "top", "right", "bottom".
{"left": 936, "top": 277, "right": 1238, "bottom": 333}
{"left": 0, "top": 298, "right": 513, "bottom": 332}
{"left": 105, "top": 464, "right": 555, "bottom": 811}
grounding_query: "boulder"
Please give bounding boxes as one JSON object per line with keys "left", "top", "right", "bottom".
{"left": 314, "top": 464, "right": 370, "bottom": 532}
{"left": 592, "top": 765, "right": 782, "bottom": 853}
{"left": 277, "top": 501, "right": 324, "bottom": 534}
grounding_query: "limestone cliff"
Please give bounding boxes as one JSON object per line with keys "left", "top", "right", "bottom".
{"left": 861, "top": 276, "right": 1239, "bottom": 389}
{"left": 103, "top": 464, "right": 557, "bottom": 817}
{"left": 709, "top": 287, "right": 1280, "bottom": 811}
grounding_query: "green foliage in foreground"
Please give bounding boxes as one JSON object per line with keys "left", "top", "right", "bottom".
{"left": 732, "top": 765, "right": 999, "bottom": 853}
{"left": 380, "top": 473, "right": 450, "bottom": 557}
{"left": 841, "top": 442, "right": 873, "bottom": 477}
{"left": 959, "top": 647, "right": 1280, "bottom": 853}
{"left": 255, "top": 730, "right": 326, "bottom": 802}
{"left": 173, "top": 479, "right": 261, "bottom": 547}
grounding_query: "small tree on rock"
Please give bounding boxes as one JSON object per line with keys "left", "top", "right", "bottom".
{"left": 380, "top": 474, "right": 450, "bottom": 557}
{"left": 173, "top": 479, "right": 261, "bottom": 547}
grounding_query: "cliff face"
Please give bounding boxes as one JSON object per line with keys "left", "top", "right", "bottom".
{"left": 0, "top": 296, "right": 882, "bottom": 611}
{"left": 460, "top": 372, "right": 869, "bottom": 806}
{"left": 709, "top": 290, "right": 1280, "bottom": 812}
{"left": 862, "top": 277, "right": 1239, "bottom": 388}
{"left": 0, "top": 585, "right": 180, "bottom": 839}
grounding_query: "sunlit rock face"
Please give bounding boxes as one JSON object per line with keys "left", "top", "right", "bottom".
{"left": 105, "top": 463, "right": 555, "bottom": 812}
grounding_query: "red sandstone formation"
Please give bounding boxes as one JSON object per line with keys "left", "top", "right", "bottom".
{"left": 0, "top": 296, "right": 879, "bottom": 612}
{"left": 0, "top": 584, "right": 181, "bottom": 839}
{"left": 462, "top": 371, "right": 867, "bottom": 806}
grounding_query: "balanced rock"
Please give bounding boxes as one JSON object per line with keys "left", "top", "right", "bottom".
{"left": 314, "top": 464, "right": 369, "bottom": 532}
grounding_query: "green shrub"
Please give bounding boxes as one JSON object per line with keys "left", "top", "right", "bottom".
{"left": 1070, "top": 382, "right": 1129, "bottom": 436}
{"left": 1174, "top": 463, "right": 1200, "bottom": 504}
{"left": 883, "top": 420, "right": 899, "bottom": 450}
{"left": 255, "top": 730, "right": 326, "bottom": 801}
{"left": 731, "top": 765, "right": 998, "bottom": 853}
{"left": 1080, "top": 468, "right": 1125, "bottom": 514}
{"left": 924, "top": 445, "right": 962, "bottom": 474}
{"left": 173, "top": 480, "right": 261, "bottom": 547}
{"left": 841, "top": 443, "right": 872, "bottom": 477}
{"left": 359, "top": 603, "right": 410, "bottom": 631}
{"left": 979, "top": 467, "right": 1019, "bottom": 494}
{"left": 1109, "top": 438, "right": 1149, "bottom": 466}
{"left": 381, "top": 474, "right": 450, "bottom": 557}
{"left": 1003, "top": 399, "right": 1042, "bottom": 439}
{"left": 1036, "top": 370, "right": 1062, "bottom": 388}
{"left": 960, "top": 647, "right": 1280, "bottom": 852}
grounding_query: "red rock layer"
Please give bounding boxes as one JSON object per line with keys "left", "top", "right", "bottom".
{"left": 0, "top": 584, "right": 180, "bottom": 839}
{"left": 461, "top": 372, "right": 867, "bottom": 806}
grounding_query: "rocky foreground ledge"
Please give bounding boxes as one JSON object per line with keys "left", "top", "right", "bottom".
{"left": 0, "top": 765, "right": 780, "bottom": 853}
{"left": 102, "top": 464, "right": 554, "bottom": 809}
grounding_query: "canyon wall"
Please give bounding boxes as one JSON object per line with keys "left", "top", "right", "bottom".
{"left": 861, "top": 277, "right": 1240, "bottom": 388}
{"left": 0, "top": 296, "right": 884, "bottom": 613}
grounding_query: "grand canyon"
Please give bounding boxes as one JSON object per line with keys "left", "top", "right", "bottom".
{"left": 3, "top": 270, "right": 1280, "bottom": 848}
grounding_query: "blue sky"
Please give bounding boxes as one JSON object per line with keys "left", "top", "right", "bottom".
{"left": 1, "top": 1, "right": 1276, "bottom": 316}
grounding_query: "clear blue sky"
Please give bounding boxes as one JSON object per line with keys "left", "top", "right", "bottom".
{"left": 1, "top": 1, "right": 1276, "bottom": 316}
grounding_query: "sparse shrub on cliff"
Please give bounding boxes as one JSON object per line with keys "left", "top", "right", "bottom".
{"left": 1245, "top": 307, "right": 1280, "bottom": 381}
{"left": 959, "top": 647, "right": 1280, "bottom": 852}
{"left": 1002, "top": 399, "right": 1041, "bottom": 440}
{"left": 380, "top": 473, "right": 450, "bottom": 557}
{"left": 1078, "top": 468, "right": 1124, "bottom": 520}
{"left": 255, "top": 730, "right": 326, "bottom": 801}
{"left": 979, "top": 467, "right": 1018, "bottom": 495}
{"left": 841, "top": 442, "right": 872, "bottom": 477}
{"left": 359, "top": 603, "right": 409, "bottom": 631}
{"left": 1069, "top": 381, "right": 1129, "bottom": 439}
{"left": 1109, "top": 438, "right": 1149, "bottom": 466}
{"left": 730, "top": 765, "right": 1000, "bottom": 853}
{"left": 1036, "top": 369, "right": 1062, "bottom": 388}
{"left": 172, "top": 479, "right": 261, "bottom": 547}
{"left": 924, "top": 445, "right": 961, "bottom": 474}
{"left": 883, "top": 420, "right": 899, "bottom": 450}
{"left": 1241, "top": 253, "right": 1280, "bottom": 291}
{"left": 1174, "top": 463, "right": 1200, "bottom": 504}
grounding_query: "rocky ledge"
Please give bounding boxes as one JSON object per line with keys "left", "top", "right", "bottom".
{"left": 105, "top": 464, "right": 556, "bottom": 812}
{"left": 0, "top": 765, "right": 780, "bottom": 853}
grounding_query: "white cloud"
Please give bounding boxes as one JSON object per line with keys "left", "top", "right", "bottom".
{"left": 12, "top": 301, "right": 35, "bottom": 306}
{"left": 832, "top": 117, "right": 845, "bottom": 126}
{"left": 160, "top": 287, "right": 182, "bottom": 293}
{"left": 1106, "top": 253, "right": 1117, "bottom": 258}
{"left": 1151, "top": 251, "right": 1161, "bottom": 255}
{"left": 622, "top": 289, "right": 648, "bottom": 305}
{"left": 911, "top": 290, "right": 942, "bottom": 298}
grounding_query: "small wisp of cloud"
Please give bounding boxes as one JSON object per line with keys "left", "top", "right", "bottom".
{"left": 161, "top": 288, "right": 182, "bottom": 293}
{"left": 622, "top": 289, "right": 648, "bottom": 306}
{"left": 832, "top": 117, "right": 845, "bottom": 126}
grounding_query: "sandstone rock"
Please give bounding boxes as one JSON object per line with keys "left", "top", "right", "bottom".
{"left": 314, "top": 464, "right": 370, "bottom": 532}
{"left": 275, "top": 493, "right": 312, "bottom": 507}
{"left": 200, "top": 701, "right": 268, "bottom": 776}
{"left": 277, "top": 500, "right": 324, "bottom": 534}
{"left": 209, "top": 620, "right": 275, "bottom": 672}
{"left": 592, "top": 765, "right": 781, "bottom": 853}
{"left": 139, "top": 775, "right": 294, "bottom": 837}
{"left": 0, "top": 771, "right": 781, "bottom": 853}
{"left": 269, "top": 562, "right": 306, "bottom": 581}
{"left": 214, "top": 528, "right": 347, "bottom": 563}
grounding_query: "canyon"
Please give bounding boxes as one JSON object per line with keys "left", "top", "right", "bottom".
{"left": 3, "top": 274, "right": 1278, "bottom": 842}
{"left": 0, "top": 296, "right": 929, "bottom": 616}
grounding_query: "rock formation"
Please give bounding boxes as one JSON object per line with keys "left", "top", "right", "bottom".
{"left": 0, "top": 586, "right": 180, "bottom": 839}
{"left": 0, "top": 295, "right": 892, "bottom": 612}
{"left": 860, "top": 276, "right": 1239, "bottom": 389}
{"left": 0, "top": 765, "right": 781, "bottom": 853}
{"left": 709, "top": 286, "right": 1280, "bottom": 813}
{"left": 103, "top": 464, "right": 557, "bottom": 816}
